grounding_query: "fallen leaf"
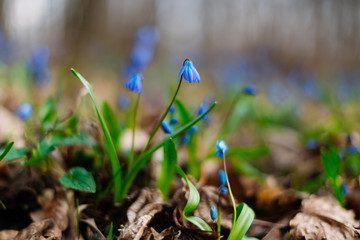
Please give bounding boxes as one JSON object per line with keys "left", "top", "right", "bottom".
{"left": 290, "top": 196, "right": 359, "bottom": 240}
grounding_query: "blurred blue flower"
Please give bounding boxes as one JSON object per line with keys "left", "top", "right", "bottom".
{"left": 267, "top": 82, "right": 288, "bottom": 105}
{"left": 305, "top": 138, "right": 318, "bottom": 150}
{"left": 161, "top": 121, "right": 172, "bottom": 134}
{"left": 219, "top": 185, "right": 228, "bottom": 193}
{"left": 181, "top": 134, "right": 190, "bottom": 144}
{"left": 169, "top": 105, "right": 176, "bottom": 114}
{"left": 347, "top": 145, "right": 358, "bottom": 155}
{"left": 210, "top": 206, "right": 217, "bottom": 220}
{"left": 346, "top": 134, "right": 353, "bottom": 145}
{"left": 188, "top": 126, "right": 198, "bottom": 135}
{"left": 198, "top": 103, "right": 209, "bottom": 122}
{"left": 124, "top": 74, "right": 142, "bottom": 93}
{"left": 117, "top": 94, "right": 130, "bottom": 109}
{"left": 215, "top": 140, "right": 228, "bottom": 158}
{"left": 178, "top": 59, "right": 200, "bottom": 83}
{"left": 135, "top": 26, "right": 160, "bottom": 47}
{"left": 218, "top": 170, "right": 227, "bottom": 185}
{"left": 341, "top": 182, "right": 348, "bottom": 196}
{"left": 16, "top": 102, "right": 32, "bottom": 120}
{"left": 243, "top": 85, "right": 257, "bottom": 95}
{"left": 302, "top": 78, "right": 320, "bottom": 101}
{"left": 169, "top": 118, "right": 178, "bottom": 125}
{"left": 28, "top": 45, "right": 50, "bottom": 86}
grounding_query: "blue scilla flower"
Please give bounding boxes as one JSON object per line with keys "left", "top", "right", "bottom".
{"left": 198, "top": 103, "right": 209, "bottom": 122}
{"left": 135, "top": 26, "right": 160, "bottom": 47}
{"left": 178, "top": 59, "right": 200, "bottom": 83}
{"left": 117, "top": 94, "right": 130, "bottom": 109}
{"left": 188, "top": 126, "right": 198, "bottom": 135}
{"left": 347, "top": 145, "right": 358, "bottom": 155}
{"left": 169, "top": 105, "right": 176, "bottom": 114}
{"left": 161, "top": 121, "right": 172, "bottom": 134}
{"left": 16, "top": 102, "right": 32, "bottom": 120}
{"left": 219, "top": 185, "right": 228, "bottom": 193}
{"left": 243, "top": 85, "right": 257, "bottom": 95}
{"left": 210, "top": 206, "right": 217, "bottom": 221}
{"left": 181, "top": 134, "right": 190, "bottom": 144}
{"left": 124, "top": 74, "right": 142, "bottom": 93}
{"left": 169, "top": 118, "right": 178, "bottom": 125}
{"left": 215, "top": 140, "right": 228, "bottom": 158}
{"left": 28, "top": 45, "right": 50, "bottom": 85}
{"left": 218, "top": 170, "right": 227, "bottom": 185}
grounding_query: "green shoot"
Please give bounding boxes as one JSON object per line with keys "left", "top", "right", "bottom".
{"left": 71, "top": 68, "right": 122, "bottom": 202}
{"left": 228, "top": 203, "right": 255, "bottom": 240}
{"left": 0, "top": 142, "right": 14, "bottom": 161}
{"left": 157, "top": 138, "right": 177, "bottom": 200}
{"left": 76, "top": 198, "right": 80, "bottom": 236}
{"left": 176, "top": 166, "right": 212, "bottom": 231}
{"left": 108, "top": 222, "right": 113, "bottom": 240}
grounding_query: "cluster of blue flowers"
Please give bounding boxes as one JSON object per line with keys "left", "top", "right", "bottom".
{"left": 125, "top": 26, "right": 160, "bottom": 76}
{"left": 28, "top": 45, "right": 50, "bottom": 86}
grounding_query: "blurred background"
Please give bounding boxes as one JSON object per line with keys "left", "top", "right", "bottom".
{"left": 0, "top": 0, "right": 359, "bottom": 107}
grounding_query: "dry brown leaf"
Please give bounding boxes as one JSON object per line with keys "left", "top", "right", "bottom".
{"left": 290, "top": 196, "right": 359, "bottom": 240}
{"left": 0, "top": 230, "right": 18, "bottom": 239}
{"left": 118, "top": 188, "right": 164, "bottom": 240}
{"left": 13, "top": 219, "right": 61, "bottom": 240}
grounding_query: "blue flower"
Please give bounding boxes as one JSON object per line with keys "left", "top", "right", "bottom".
{"left": 169, "top": 118, "right": 178, "bottom": 125}
{"left": 124, "top": 74, "right": 142, "bottom": 93}
{"left": 347, "top": 134, "right": 353, "bottom": 145}
{"left": 341, "top": 182, "right": 348, "bottom": 196}
{"left": 188, "top": 126, "right": 198, "bottom": 135}
{"left": 16, "top": 102, "right": 32, "bottom": 120}
{"left": 135, "top": 26, "right": 160, "bottom": 47}
{"left": 215, "top": 140, "right": 228, "bottom": 158}
{"left": 178, "top": 59, "right": 200, "bottom": 83}
{"left": 198, "top": 103, "right": 209, "bottom": 122}
{"left": 305, "top": 138, "right": 317, "bottom": 150}
{"left": 243, "top": 85, "right": 257, "bottom": 95}
{"left": 117, "top": 94, "right": 130, "bottom": 109}
{"left": 161, "top": 121, "right": 172, "bottom": 134}
{"left": 169, "top": 105, "right": 176, "bottom": 114}
{"left": 219, "top": 185, "right": 228, "bottom": 193}
{"left": 28, "top": 45, "right": 50, "bottom": 85}
{"left": 210, "top": 206, "right": 217, "bottom": 221}
{"left": 181, "top": 134, "right": 190, "bottom": 144}
{"left": 218, "top": 170, "right": 227, "bottom": 185}
{"left": 347, "top": 145, "right": 358, "bottom": 155}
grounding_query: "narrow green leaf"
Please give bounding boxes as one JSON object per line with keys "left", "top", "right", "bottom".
{"left": 121, "top": 102, "right": 217, "bottom": 200}
{"left": 3, "top": 147, "right": 29, "bottom": 161}
{"left": 158, "top": 138, "right": 177, "bottom": 200}
{"left": 176, "top": 166, "right": 212, "bottom": 231}
{"left": 231, "top": 159, "right": 264, "bottom": 179}
{"left": 0, "top": 142, "right": 14, "bottom": 161}
{"left": 59, "top": 167, "right": 96, "bottom": 193}
{"left": 174, "top": 99, "right": 199, "bottom": 179}
{"left": 102, "top": 102, "right": 120, "bottom": 148}
{"left": 226, "top": 146, "right": 269, "bottom": 159}
{"left": 228, "top": 203, "right": 255, "bottom": 240}
{"left": 71, "top": 68, "right": 122, "bottom": 202}
{"left": 108, "top": 222, "right": 113, "bottom": 240}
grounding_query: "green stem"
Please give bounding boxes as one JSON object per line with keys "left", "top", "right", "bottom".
{"left": 143, "top": 76, "right": 183, "bottom": 152}
{"left": 129, "top": 93, "right": 140, "bottom": 169}
{"left": 217, "top": 193, "right": 221, "bottom": 239}
{"left": 223, "top": 151, "right": 237, "bottom": 227}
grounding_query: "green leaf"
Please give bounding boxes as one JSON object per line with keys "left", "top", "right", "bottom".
{"left": 158, "top": 138, "right": 177, "bottom": 200}
{"left": 321, "top": 147, "right": 344, "bottom": 205}
{"left": 231, "top": 159, "right": 264, "bottom": 179}
{"left": 49, "top": 131, "right": 96, "bottom": 146}
{"left": 71, "top": 68, "right": 122, "bottom": 202}
{"left": 108, "top": 222, "right": 113, "bottom": 240}
{"left": 176, "top": 166, "right": 212, "bottom": 231}
{"left": 121, "top": 102, "right": 217, "bottom": 200}
{"left": 228, "top": 203, "right": 255, "bottom": 240}
{"left": 59, "top": 167, "right": 96, "bottom": 193}
{"left": 3, "top": 147, "right": 29, "bottom": 161}
{"left": 102, "top": 102, "right": 120, "bottom": 148}
{"left": 221, "top": 97, "right": 252, "bottom": 137}
{"left": 226, "top": 146, "right": 269, "bottom": 160}
{"left": 174, "top": 99, "right": 199, "bottom": 179}
{"left": 0, "top": 142, "right": 14, "bottom": 161}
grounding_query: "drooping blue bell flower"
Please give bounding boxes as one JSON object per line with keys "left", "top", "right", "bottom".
{"left": 161, "top": 121, "right": 172, "bottom": 134}
{"left": 218, "top": 170, "right": 227, "bottom": 185}
{"left": 347, "top": 145, "right": 358, "bottom": 155}
{"left": 169, "top": 105, "right": 176, "bottom": 114}
{"left": 169, "top": 118, "right": 179, "bottom": 125}
{"left": 16, "top": 102, "right": 32, "bottom": 120}
{"left": 198, "top": 103, "right": 209, "bottom": 122}
{"left": 243, "top": 85, "right": 257, "bottom": 95}
{"left": 178, "top": 59, "right": 200, "bottom": 83}
{"left": 210, "top": 206, "right": 217, "bottom": 221}
{"left": 181, "top": 134, "right": 190, "bottom": 145}
{"left": 124, "top": 73, "right": 142, "bottom": 93}
{"left": 188, "top": 126, "right": 198, "bottom": 135}
{"left": 219, "top": 185, "right": 228, "bottom": 193}
{"left": 215, "top": 140, "right": 228, "bottom": 158}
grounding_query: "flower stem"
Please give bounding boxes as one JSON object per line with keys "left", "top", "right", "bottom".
{"left": 129, "top": 93, "right": 140, "bottom": 169}
{"left": 222, "top": 151, "right": 237, "bottom": 227}
{"left": 217, "top": 193, "right": 221, "bottom": 239}
{"left": 143, "top": 76, "right": 183, "bottom": 152}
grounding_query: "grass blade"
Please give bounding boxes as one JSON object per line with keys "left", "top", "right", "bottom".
{"left": 158, "top": 138, "right": 177, "bottom": 200}
{"left": 0, "top": 142, "right": 14, "bottom": 161}
{"left": 71, "top": 68, "right": 122, "bottom": 202}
